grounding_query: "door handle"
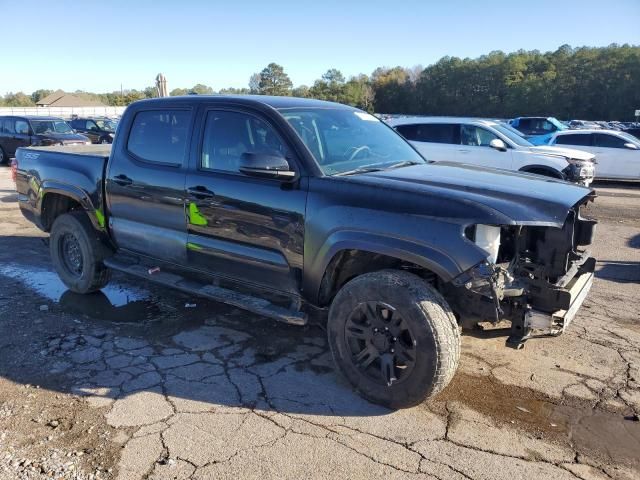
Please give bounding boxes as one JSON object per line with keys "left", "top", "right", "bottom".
{"left": 187, "top": 186, "right": 215, "bottom": 199}
{"left": 113, "top": 174, "right": 133, "bottom": 186}
{"left": 458, "top": 149, "right": 470, "bottom": 153}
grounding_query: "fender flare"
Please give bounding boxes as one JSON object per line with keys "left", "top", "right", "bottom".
{"left": 39, "top": 181, "right": 104, "bottom": 232}
{"left": 519, "top": 164, "right": 564, "bottom": 179}
{"left": 304, "top": 229, "right": 486, "bottom": 305}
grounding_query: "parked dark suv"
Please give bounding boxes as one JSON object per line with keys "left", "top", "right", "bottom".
{"left": 0, "top": 116, "right": 89, "bottom": 164}
{"left": 69, "top": 117, "right": 117, "bottom": 144}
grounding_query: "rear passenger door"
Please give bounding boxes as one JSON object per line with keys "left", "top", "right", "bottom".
{"left": 395, "top": 123, "right": 460, "bottom": 162}
{"left": 184, "top": 107, "right": 306, "bottom": 294}
{"left": 105, "top": 108, "right": 194, "bottom": 263}
{"left": 457, "top": 124, "right": 512, "bottom": 170}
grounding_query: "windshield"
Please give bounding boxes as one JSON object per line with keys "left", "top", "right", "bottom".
{"left": 95, "top": 119, "right": 116, "bottom": 132}
{"left": 619, "top": 132, "right": 640, "bottom": 145}
{"left": 494, "top": 123, "right": 533, "bottom": 147}
{"left": 279, "top": 108, "right": 425, "bottom": 175}
{"left": 548, "top": 117, "right": 568, "bottom": 131}
{"left": 31, "top": 120, "right": 73, "bottom": 135}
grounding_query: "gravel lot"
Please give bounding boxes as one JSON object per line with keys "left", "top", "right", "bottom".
{"left": 0, "top": 165, "right": 638, "bottom": 480}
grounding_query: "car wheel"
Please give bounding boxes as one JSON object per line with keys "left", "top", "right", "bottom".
{"left": 0, "top": 146, "right": 7, "bottom": 165}
{"left": 50, "top": 211, "right": 112, "bottom": 294}
{"left": 327, "top": 269, "right": 460, "bottom": 409}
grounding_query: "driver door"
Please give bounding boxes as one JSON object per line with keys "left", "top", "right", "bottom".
{"left": 185, "top": 107, "right": 307, "bottom": 294}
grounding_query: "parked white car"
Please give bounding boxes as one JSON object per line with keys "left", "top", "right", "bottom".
{"left": 548, "top": 129, "right": 640, "bottom": 180}
{"left": 388, "top": 117, "right": 595, "bottom": 185}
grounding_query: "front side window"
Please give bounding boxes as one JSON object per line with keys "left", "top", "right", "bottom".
{"left": 31, "top": 120, "right": 73, "bottom": 135}
{"left": 15, "top": 120, "right": 30, "bottom": 135}
{"left": 555, "top": 134, "right": 592, "bottom": 146}
{"left": 280, "top": 108, "right": 424, "bottom": 175}
{"left": 201, "top": 110, "right": 289, "bottom": 173}
{"left": 95, "top": 119, "right": 116, "bottom": 132}
{"left": 127, "top": 110, "right": 191, "bottom": 164}
{"left": 86, "top": 120, "right": 99, "bottom": 131}
{"left": 461, "top": 125, "right": 499, "bottom": 147}
{"left": 594, "top": 134, "right": 627, "bottom": 149}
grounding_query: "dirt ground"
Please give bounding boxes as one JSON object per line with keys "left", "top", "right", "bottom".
{"left": 0, "top": 165, "right": 638, "bottom": 480}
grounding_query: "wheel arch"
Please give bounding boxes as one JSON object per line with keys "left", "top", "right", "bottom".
{"left": 39, "top": 183, "right": 104, "bottom": 233}
{"left": 307, "top": 231, "right": 474, "bottom": 307}
{"left": 519, "top": 164, "right": 565, "bottom": 179}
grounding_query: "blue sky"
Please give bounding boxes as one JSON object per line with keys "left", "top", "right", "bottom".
{"left": 2, "top": 0, "right": 639, "bottom": 95}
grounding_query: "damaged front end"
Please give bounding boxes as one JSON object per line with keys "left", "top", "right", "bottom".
{"left": 445, "top": 193, "right": 597, "bottom": 349}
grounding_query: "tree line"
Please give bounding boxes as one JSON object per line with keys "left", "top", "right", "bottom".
{"left": 2, "top": 45, "right": 638, "bottom": 120}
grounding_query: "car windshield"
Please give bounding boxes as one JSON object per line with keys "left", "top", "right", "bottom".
{"left": 618, "top": 132, "right": 640, "bottom": 145}
{"left": 31, "top": 120, "right": 73, "bottom": 135}
{"left": 494, "top": 123, "right": 533, "bottom": 147}
{"left": 95, "top": 119, "right": 116, "bottom": 132}
{"left": 279, "top": 108, "right": 425, "bottom": 175}
{"left": 548, "top": 117, "right": 568, "bottom": 131}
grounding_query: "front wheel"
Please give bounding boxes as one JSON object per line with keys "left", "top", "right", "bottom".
{"left": 328, "top": 270, "right": 460, "bottom": 409}
{"left": 0, "top": 146, "right": 7, "bottom": 165}
{"left": 50, "top": 212, "right": 112, "bottom": 293}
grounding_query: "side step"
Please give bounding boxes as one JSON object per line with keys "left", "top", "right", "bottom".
{"left": 104, "top": 257, "right": 307, "bottom": 326}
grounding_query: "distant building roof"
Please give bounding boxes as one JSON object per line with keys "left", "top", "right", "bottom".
{"left": 36, "top": 90, "right": 106, "bottom": 107}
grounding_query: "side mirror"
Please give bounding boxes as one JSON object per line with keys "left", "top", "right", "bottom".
{"left": 239, "top": 152, "right": 295, "bottom": 180}
{"left": 623, "top": 143, "right": 639, "bottom": 150}
{"left": 489, "top": 138, "right": 508, "bottom": 152}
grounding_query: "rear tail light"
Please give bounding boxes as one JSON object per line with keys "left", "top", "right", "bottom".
{"left": 10, "top": 159, "right": 17, "bottom": 184}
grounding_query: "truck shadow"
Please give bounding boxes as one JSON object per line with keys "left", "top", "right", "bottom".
{"left": 0, "top": 238, "right": 388, "bottom": 418}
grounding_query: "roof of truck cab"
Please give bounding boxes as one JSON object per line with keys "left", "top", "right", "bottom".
{"left": 134, "top": 95, "right": 356, "bottom": 110}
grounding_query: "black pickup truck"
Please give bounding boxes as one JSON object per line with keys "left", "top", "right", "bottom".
{"left": 14, "top": 96, "right": 597, "bottom": 408}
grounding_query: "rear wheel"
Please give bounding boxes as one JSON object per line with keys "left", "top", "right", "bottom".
{"left": 50, "top": 212, "right": 112, "bottom": 293}
{"left": 328, "top": 270, "right": 460, "bottom": 409}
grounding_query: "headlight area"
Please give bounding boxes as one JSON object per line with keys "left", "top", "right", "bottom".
{"left": 563, "top": 161, "right": 595, "bottom": 184}
{"left": 445, "top": 215, "right": 597, "bottom": 349}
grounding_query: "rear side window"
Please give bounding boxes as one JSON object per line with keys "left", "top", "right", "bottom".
{"left": 555, "top": 134, "right": 592, "bottom": 146}
{"left": 594, "top": 134, "right": 627, "bottom": 149}
{"left": 127, "top": 110, "right": 191, "bottom": 164}
{"left": 395, "top": 124, "right": 419, "bottom": 141}
{"left": 400, "top": 123, "right": 459, "bottom": 144}
{"left": 1, "top": 119, "right": 15, "bottom": 134}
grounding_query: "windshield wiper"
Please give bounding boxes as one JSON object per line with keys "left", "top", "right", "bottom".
{"left": 333, "top": 160, "right": 420, "bottom": 177}
{"left": 385, "top": 160, "right": 421, "bottom": 169}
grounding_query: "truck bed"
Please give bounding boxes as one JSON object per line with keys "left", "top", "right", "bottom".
{"left": 26, "top": 144, "right": 112, "bottom": 158}
{"left": 15, "top": 145, "right": 111, "bottom": 233}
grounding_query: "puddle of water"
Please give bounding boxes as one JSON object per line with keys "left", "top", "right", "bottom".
{"left": 0, "top": 264, "right": 148, "bottom": 306}
{"left": 0, "top": 263, "right": 161, "bottom": 322}
{"left": 433, "top": 373, "right": 640, "bottom": 467}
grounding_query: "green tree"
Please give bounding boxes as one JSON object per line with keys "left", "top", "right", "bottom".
{"left": 257, "top": 63, "right": 293, "bottom": 96}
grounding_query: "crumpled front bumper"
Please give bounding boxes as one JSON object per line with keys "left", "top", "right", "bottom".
{"left": 523, "top": 270, "right": 594, "bottom": 337}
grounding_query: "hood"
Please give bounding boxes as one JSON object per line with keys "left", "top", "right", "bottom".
{"left": 351, "top": 162, "right": 594, "bottom": 228}
{"left": 529, "top": 145, "right": 595, "bottom": 162}
{"left": 36, "top": 132, "right": 89, "bottom": 143}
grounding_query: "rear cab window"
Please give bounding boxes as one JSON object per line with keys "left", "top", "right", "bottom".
{"left": 127, "top": 110, "right": 192, "bottom": 165}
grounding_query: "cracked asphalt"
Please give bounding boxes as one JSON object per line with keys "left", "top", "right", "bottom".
{"left": 0, "top": 166, "right": 639, "bottom": 480}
